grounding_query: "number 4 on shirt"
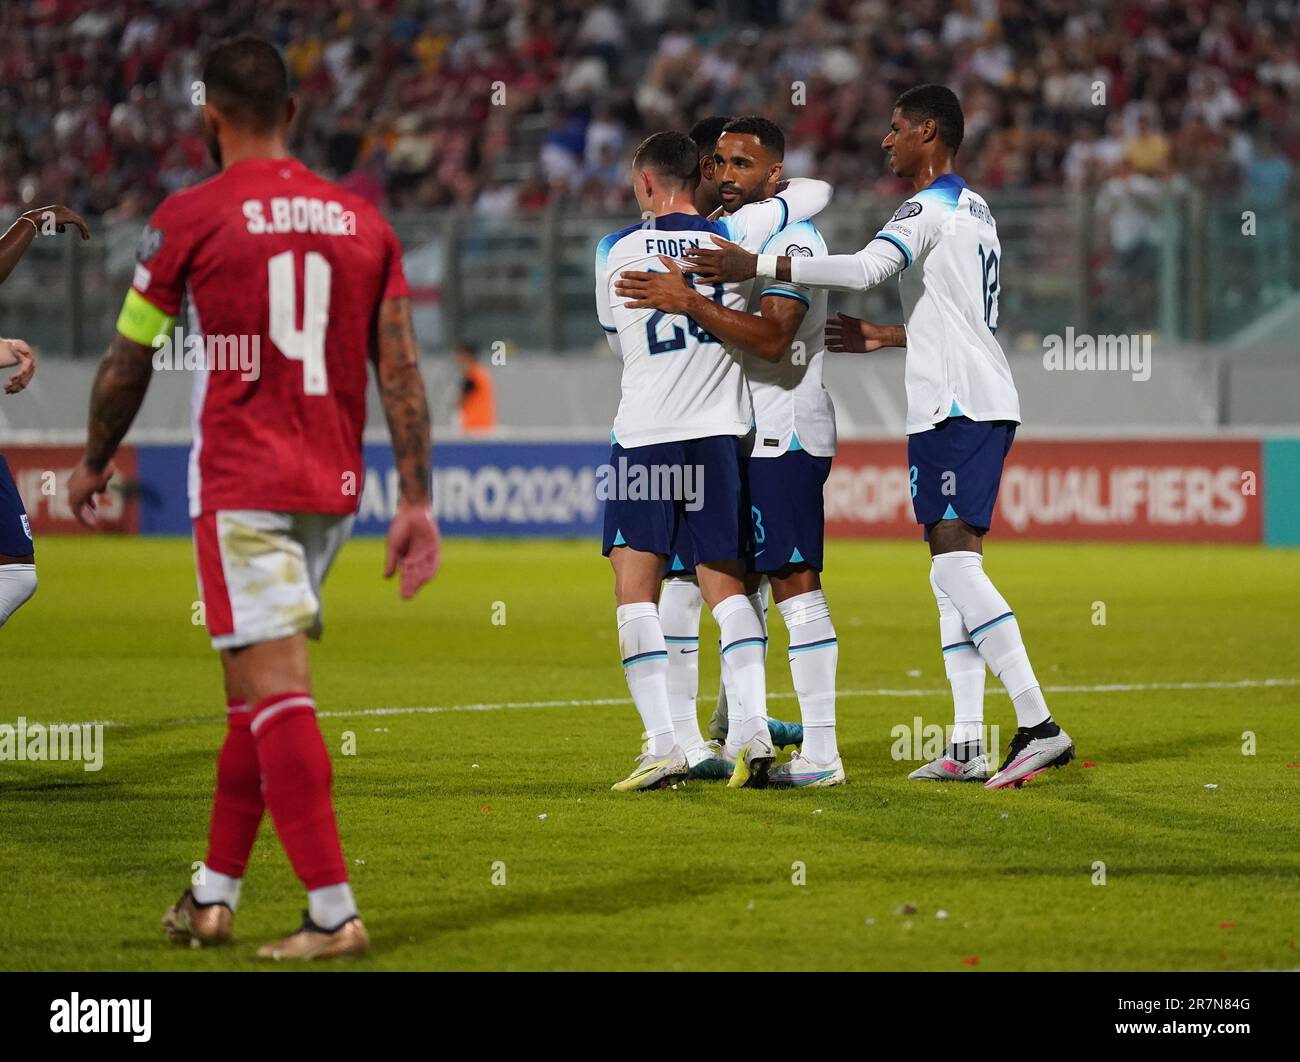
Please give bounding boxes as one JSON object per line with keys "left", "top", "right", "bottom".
{"left": 268, "top": 249, "right": 331, "bottom": 394}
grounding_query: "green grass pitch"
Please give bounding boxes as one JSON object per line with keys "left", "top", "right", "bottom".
{"left": 2, "top": 536, "right": 1297, "bottom": 971}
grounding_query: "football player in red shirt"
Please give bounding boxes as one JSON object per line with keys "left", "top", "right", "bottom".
{"left": 67, "top": 36, "right": 441, "bottom": 960}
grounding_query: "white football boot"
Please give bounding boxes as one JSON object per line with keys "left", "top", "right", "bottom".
{"left": 908, "top": 749, "right": 990, "bottom": 782}
{"left": 985, "top": 725, "right": 1075, "bottom": 790}
{"left": 612, "top": 745, "right": 689, "bottom": 792}
{"left": 770, "top": 749, "right": 846, "bottom": 788}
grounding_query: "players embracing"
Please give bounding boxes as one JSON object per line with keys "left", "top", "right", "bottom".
{"left": 692, "top": 85, "right": 1075, "bottom": 791}
{"left": 615, "top": 116, "right": 844, "bottom": 789}
{"left": 596, "top": 117, "right": 844, "bottom": 791}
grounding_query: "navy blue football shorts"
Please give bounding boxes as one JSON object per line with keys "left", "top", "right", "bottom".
{"left": 907, "top": 416, "right": 1016, "bottom": 535}
{"left": 601, "top": 435, "right": 747, "bottom": 568}
{"left": 0, "top": 455, "right": 34, "bottom": 556}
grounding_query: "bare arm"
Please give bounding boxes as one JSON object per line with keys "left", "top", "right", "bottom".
{"left": 83, "top": 333, "right": 154, "bottom": 472}
{"left": 613, "top": 257, "right": 805, "bottom": 362}
{"left": 0, "top": 206, "right": 90, "bottom": 286}
{"left": 371, "top": 296, "right": 441, "bottom": 596}
{"left": 373, "top": 296, "right": 432, "bottom": 506}
{"left": 66, "top": 331, "right": 153, "bottom": 524}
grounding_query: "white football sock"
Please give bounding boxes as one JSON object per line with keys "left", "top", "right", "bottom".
{"left": 616, "top": 602, "right": 676, "bottom": 756}
{"left": 658, "top": 578, "right": 705, "bottom": 751}
{"left": 716, "top": 579, "right": 770, "bottom": 738}
{"left": 712, "top": 593, "right": 768, "bottom": 755}
{"left": 0, "top": 564, "right": 37, "bottom": 628}
{"left": 748, "top": 578, "right": 770, "bottom": 641}
{"left": 930, "top": 565, "right": 986, "bottom": 749}
{"left": 192, "top": 863, "right": 242, "bottom": 910}
{"left": 776, "top": 589, "right": 838, "bottom": 762}
{"left": 308, "top": 882, "right": 358, "bottom": 930}
{"left": 930, "top": 552, "right": 1050, "bottom": 730}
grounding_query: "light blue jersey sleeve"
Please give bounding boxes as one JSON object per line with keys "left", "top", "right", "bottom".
{"left": 595, "top": 229, "right": 624, "bottom": 359}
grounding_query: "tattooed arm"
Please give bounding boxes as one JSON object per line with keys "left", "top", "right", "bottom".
{"left": 373, "top": 295, "right": 441, "bottom": 596}
{"left": 67, "top": 333, "right": 155, "bottom": 525}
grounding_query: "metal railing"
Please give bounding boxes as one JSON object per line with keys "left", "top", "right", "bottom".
{"left": 2, "top": 188, "right": 1295, "bottom": 357}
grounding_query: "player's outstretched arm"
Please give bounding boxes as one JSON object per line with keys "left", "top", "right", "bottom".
{"left": 0, "top": 337, "right": 36, "bottom": 394}
{"left": 0, "top": 206, "right": 90, "bottom": 287}
{"left": 615, "top": 256, "right": 805, "bottom": 362}
{"left": 373, "top": 295, "right": 441, "bottom": 598}
{"left": 825, "top": 313, "right": 906, "bottom": 353}
{"left": 687, "top": 235, "right": 908, "bottom": 291}
{"left": 67, "top": 332, "right": 154, "bottom": 525}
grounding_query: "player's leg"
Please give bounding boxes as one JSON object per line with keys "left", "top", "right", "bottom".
{"left": 162, "top": 652, "right": 262, "bottom": 947}
{"left": 0, "top": 456, "right": 37, "bottom": 629}
{"left": 914, "top": 420, "right": 1073, "bottom": 789}
{"left": 907, "top": 564, "right": 989, "bottom": 782}
{"left": 710, "top": 571, "right": 758, "bottom": 742}
{"left": 659, "top": 572, "right": 705, "bottom": 750}
{"left": 609, "top": 546, "right": 689, "bottom": 790}
{"left": 689, "top": 435, "right": 773, "bottom": 788}
{"left": 657, "top": 572, "right": 730, "bottom": 780}
{"left": 707, "top": 574, "right": 802, "bottom": 749}
{"left": 603, "top": 441, "right": 687, "bottom": 791}
{"left": 754, "top": 451, "right": 842, "bottom": 788}
{"left": 190, "top": 510, "right": 366, "bottom": 958}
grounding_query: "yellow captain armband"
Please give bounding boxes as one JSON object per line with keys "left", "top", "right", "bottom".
{"left": 116, "top": 289, "right": 175, "bottom": 347}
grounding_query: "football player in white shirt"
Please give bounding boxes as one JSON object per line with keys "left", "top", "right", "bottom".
{"left": 594, "top": 130, "right": 833, "bottom": 791}
{"left": 687, "top": 86, "right": 1075, "bottom": 791}
{"left": 616, "top": 116, "right": 844, "bottom": 788}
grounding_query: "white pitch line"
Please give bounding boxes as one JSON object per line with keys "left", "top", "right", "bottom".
{"left": 131, "top": 677, "right": 1297, "bottom": 729}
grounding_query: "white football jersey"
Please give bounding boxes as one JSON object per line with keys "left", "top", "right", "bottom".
{"left": 596, "top": 182, "right": 831, "bottom": 449}
{"left": 874, "top": 174, "right": 1020, "bottom": 434}
{"left": 743, "top": 219, "right": 836, "bottom": 459}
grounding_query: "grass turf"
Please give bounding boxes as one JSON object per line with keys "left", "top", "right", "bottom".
{"left": 1, "top": 536, "right": 1297, "bottom": 971}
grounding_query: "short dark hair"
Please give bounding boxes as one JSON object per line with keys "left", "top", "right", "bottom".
{"left": 895, "top": 84, "right": 965, "bottom": 153}
{"left": 202, "top": 35, "right": 290, "bottom": 133}
{"left": 688, "top": 116, "right": 731, "bottom": 158}
{"left": 720, "top": 116, "right": 784, "bottom": 160}
{"left": 631, "top": 131, "right": 700, "bottom": 186}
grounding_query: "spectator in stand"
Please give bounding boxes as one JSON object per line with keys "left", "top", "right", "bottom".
{"left": 0, "top": 0, "right": 1295, "bottom": 221}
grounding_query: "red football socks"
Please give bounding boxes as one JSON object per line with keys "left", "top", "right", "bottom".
{"left": 203, "top": 700, "right": 264, "bottom": 878}
{"left": 249, "top": 691, "right": 348, "bottom": 890}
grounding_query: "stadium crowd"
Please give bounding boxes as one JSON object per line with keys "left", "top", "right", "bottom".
{"left": 0, "top": 0, "right": 1296, "bottom": 224}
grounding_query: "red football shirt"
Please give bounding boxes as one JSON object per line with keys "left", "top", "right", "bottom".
{"left": 129, "top": 157, "right": 410, "bottom": 516}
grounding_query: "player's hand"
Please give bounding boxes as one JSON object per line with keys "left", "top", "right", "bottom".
{"left": 682, "top": 236, "right": 756, "bottom": 284}
{"left": 385, "top": 501, "right": 441, "bottom": 599}
{"left": 66, "top": 461, "right": 116, "bottom": 527}
{"left": 825, "top": 313, "right": 901, "bottom": 353}
{"left": 613, "top": 256, "right": 696, "bottom": 314}
{"left": 21, "top": 205, "right": 90, "bottom": 241}
{"left": 1, "top": 338, "right": 36, "bottom": 393}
